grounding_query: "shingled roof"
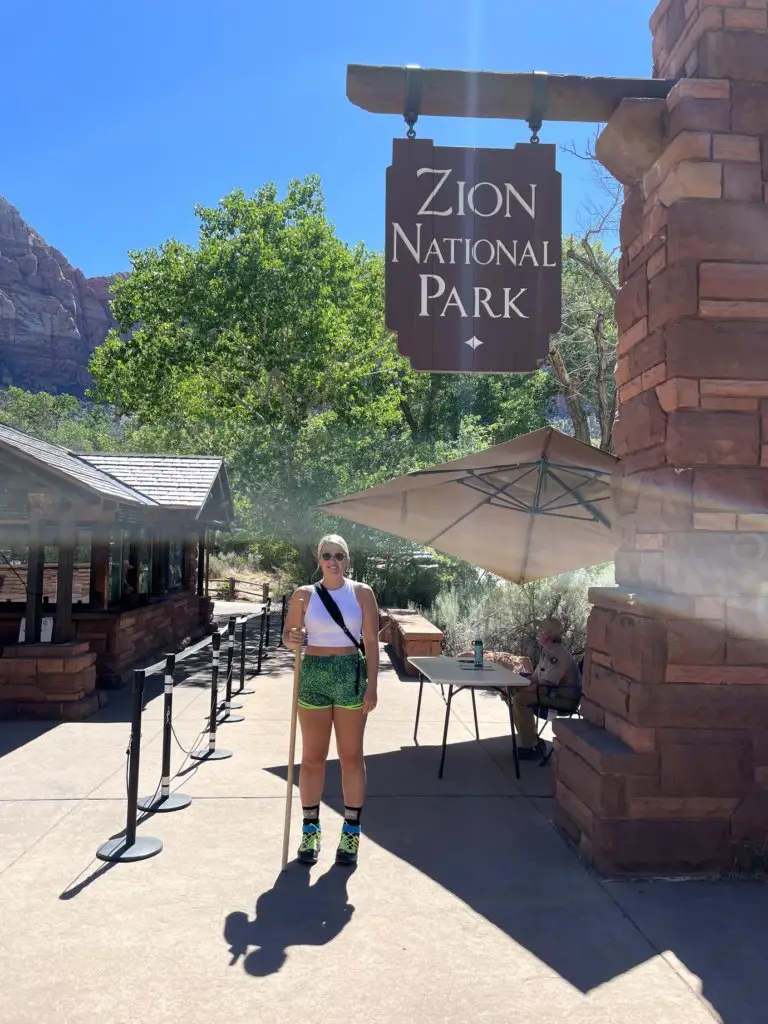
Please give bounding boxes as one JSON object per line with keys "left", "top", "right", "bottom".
{"left": 0, "top": 424, "right": 155, "bottom": 506}
{"left": 82, "top": 454, "right": 228, "bottom": 513}
{"left": 0, "top": 424, "right": 233, "bottom": 523}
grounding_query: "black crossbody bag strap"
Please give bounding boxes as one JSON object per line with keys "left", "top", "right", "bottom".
{"left": 313, "top": 583, "right": 365, "bottom": 693}
{"left": 313, "top": 583, "right": 362, "bottom": 650}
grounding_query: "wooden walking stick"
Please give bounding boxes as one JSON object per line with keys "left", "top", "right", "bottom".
{"left": 281, "top": 597, "right": 304, "bottom": 870}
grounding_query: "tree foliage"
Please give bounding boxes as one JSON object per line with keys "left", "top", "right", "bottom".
{"left": 0, "top": 387, "right": 124, "bottom": 452}
{"left": 89, "top": 176, "right": 553, "bottom": 579}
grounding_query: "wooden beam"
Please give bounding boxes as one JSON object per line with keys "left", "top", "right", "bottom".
{"left": 24, "top": 506, "right": 44, "bottom": 644}
{"left": 89, "top": 540, "right": 110, "bottom": 609}
{"left": 54, "top": 512, "right": 76, "bottom": 643}
{"left": 346, "top": 65, "right": 677, "bottom": 124}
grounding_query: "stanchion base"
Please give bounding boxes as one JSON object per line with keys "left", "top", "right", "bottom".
{"left": 218, "top": 713, "right": 245, "bottom": 724}
{"left": 223, "top": 701, "right": 244, "bottom": 711}
{"left": 137, "top": 791, "right": 192, "bottom": 813}
{"left": 96, "top": 835, "right": 163, "bottom": 863}
{"left": 190, "top": 746, "right": 233, "bottom": 761}
{"left": 235, "top": 688, "right": 255, "bottom": 696}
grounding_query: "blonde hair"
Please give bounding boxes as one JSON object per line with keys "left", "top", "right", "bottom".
{"left": 317, "top": 534, "right": 350, "bottom": 560}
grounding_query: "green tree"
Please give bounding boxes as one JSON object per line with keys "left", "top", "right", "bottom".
{"left": 0, "top": 387, "right": 124, "bottom": 452}
{"left": 89, "top": 177, "right": 552, "bottom": 582}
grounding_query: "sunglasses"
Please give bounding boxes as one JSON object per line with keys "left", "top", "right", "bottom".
{"left": 320, "top": 552, "right": 346, "bottom": 562}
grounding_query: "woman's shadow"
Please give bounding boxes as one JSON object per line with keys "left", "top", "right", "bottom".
{"left": 224, "top": 863, "right": 356, "bottom": 976}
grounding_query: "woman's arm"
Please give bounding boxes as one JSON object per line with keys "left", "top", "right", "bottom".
{"left": 455, "top": 649, "right": 534, "bottom": 675}
{"left": 282, "top": 587, "right": 309, "bottom": 648}
{"left": 358, "top": 585, "right": 380, "bottom": 689}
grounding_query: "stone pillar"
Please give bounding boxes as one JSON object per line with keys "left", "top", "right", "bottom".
{"left": 555, "top": 0, "right": 768, "bottom": 875}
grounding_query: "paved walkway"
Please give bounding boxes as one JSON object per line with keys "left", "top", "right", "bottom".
{"left": 0, "top": 626, "right": 766, "bottom": 1023}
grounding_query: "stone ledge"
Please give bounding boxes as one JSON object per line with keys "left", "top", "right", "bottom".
{"left": 554, "top": 719, "right": 660, "bottom": 775}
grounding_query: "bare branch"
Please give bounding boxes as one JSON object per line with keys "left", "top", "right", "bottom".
{"left": 549, "top": 344, "right": 591, "bottom": 445}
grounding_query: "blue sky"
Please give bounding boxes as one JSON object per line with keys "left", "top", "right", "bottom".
{"left": 3, "top": 1, "right": 653, "bottom": 278}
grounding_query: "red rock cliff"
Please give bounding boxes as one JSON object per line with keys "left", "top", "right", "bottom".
{"left": 0, "top": 197, "right": 122, "bottom": 396}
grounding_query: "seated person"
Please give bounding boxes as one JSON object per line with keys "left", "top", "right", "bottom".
{"left": 460, "top": 617, "right": 581, "bottom": 761}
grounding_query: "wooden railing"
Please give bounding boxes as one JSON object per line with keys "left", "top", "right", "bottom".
{"left": 209, "top": 576, "right": 270, "bottom": 602}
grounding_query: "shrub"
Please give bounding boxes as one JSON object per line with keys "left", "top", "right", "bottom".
{"left": 430, "top": 564, "right": 615, "bottom": 662}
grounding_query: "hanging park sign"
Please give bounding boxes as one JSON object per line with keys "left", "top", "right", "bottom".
{"left": 385, "top": 138, "right": 562, "bottom": 373}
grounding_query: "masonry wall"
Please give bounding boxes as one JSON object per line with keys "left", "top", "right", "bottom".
{"left": 554, "top": 0, "right": 768, "bottom": 875}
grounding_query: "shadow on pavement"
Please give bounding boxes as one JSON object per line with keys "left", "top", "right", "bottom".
{"left": 264, "top": 736, "right": 768, "bottom": 1023}
{"left": 224, "top": 862, "right": 356, "bottom": 975}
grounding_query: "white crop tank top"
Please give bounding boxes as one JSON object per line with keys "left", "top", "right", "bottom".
{"left": 304, "top": 579, "right": 363, "bottom": 648}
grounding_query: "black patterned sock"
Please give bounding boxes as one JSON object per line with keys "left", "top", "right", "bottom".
{"left": 302, "top": 804, "right": 320, "bottom": 826}
{"left": 344, "top": 806, "right": 362, "bottom": 826}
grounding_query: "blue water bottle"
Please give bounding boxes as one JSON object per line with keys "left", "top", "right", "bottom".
{"left": 473, "top": 638, "right": 484, "bottom": 668}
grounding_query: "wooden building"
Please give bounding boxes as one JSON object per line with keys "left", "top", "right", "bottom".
{"left": 0, "top": 424, "right": 234, "bottom": 719}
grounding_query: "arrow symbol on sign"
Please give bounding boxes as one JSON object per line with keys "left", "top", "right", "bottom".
{"left": 465, "top": 336, "right": 483, "bottom": 350}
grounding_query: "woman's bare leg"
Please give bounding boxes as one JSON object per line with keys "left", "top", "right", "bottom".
{"left": 298, "top": 706, "right": 333, "bottom": 807}
{"left": 333, "top": 708, "right": 367, "bottom": 807}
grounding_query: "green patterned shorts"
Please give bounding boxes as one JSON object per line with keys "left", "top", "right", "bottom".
{"left": 298, "top": 654, "right": 363, "bottom": 711}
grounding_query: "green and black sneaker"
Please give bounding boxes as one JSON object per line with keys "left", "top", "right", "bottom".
{"left": 336, "top": 823, "right": 360, "bottom": 866}
{"left": 298, "top": 823, "right": 322, "bottom": 865}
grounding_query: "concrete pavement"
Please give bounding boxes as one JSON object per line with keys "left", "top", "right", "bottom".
{"left": 0, "top": 625, "right": 765, "bottom": 1023}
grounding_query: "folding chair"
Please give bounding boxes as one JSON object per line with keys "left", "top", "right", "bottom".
{"left": 535, "top": 655, "right": 584, "bottom": 767}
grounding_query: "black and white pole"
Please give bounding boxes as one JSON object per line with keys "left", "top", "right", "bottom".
{"left": 138, "top": 655, "right": 191, "bottom": 813}
{"left": 236, "top": 617, "right": 254, "bottom": 696}
{"left": 96, "top": 670, "right": 163, "bottom": 862}
{"left": 256, "top": 607, "right": 266, "bottom": 674}
{"left": 191, "top": 633, "right": 232, "bottom": 761}
{"left": 219, "top": 616, "right": 244, "bottom": 723}
{"left": 264, "top": 597, "right": 272, "bottom": 649}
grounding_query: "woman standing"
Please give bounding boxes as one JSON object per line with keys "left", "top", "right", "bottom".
{"left": 282, "top": 534, "right": 379, "bottom": 867}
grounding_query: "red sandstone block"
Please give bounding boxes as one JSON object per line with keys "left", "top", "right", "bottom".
{"left": 555, "top": 781, "right": 594, "bottom": 838}
{"left": 628, "top": 796, "right": 740, "bottom": 819}
{"left": 626, "top": 775, "right": 661, "bottom": 799}
{"left": 694, "top": 467, "right": 768, "bottom": 511}
{"left": 617, "top": 317, "right": 649, "bottom": 357}
{"left": 580, "top": 697, "right": 605, "bottom": 729}
{"left": 0, "top": 685, "right": 45, "bottom": 701}
{"left": 632, "top": 681, "right": 768, "bottom": 727}
{"left": 726, "top": 638, "right": 768, "bottom": 664}
{"left": 615, "top": 269, "right": 648, "bottom": 333}
{"left": 635, "top": 467, "right": 694, "bottom": 532}
{"left": 642, "top": 362, "right": 668, "bottom": 391}
{"left": 665, "top": 665, "right": 768, "bottom": 683}
{"left": 701, "top": 395, "right": 760, "bottom": 410}
{"left": 668, "top": 201, "right": 768, "bottom": 263}
{"left": 586, "top": 607, "right": 613, "bottom": 653}
{"left": 725, "top": 7, "right": 768, "bottom": 28}
{"left": 658, "top": 160, "right": 723, "bottom": 206}
{"left": 556, "top": 746, "right": 626, "bottom": 816}
{"left": 613, "top": 390, "right": 667, "bottom": 458}
{"left": 663, "top": 8, "right": 725, "bottom": 79}
{"left": 669, "top": 97, "right": 731, "bottom": 141}
{"left": 609, "top": 611, "right": 668, "bottom": 684}
{"left": 724, "top": 163, "right": 764, "bottom": 201}
{"left": 713, "top": 134, "right": 762, "bottom": 164}
{"left": 693, "top": 511, "right": 737, "bottom": 529}
{"left": 647, "top": 247, "right": 668, "bottom": 279}
{"left": 605, "top": 711, "right": 656, "bottom": 753}
{"left": 655, "top": 377, "right": 700, "bottom": 412}
{"left": 661, "top": 735, "right": 752, "bottom": 797}
{"left": 666, "top": 410, "right": 760, "bottom": 465}
{"left": 627, "top": 232, "right": 667, "bottom": 283}
{"left": 589, "top": 817, "right": 730, "bottom": 876}
{"left": 585, "top": 663, "right": 632, "bottom": 719}
{"left": 668, "top": 319, "right": 768, "bottom": 381}
{"left": 701, "top": 299, "right": 768, "bottom": 319}
{"left": 699, "top": 29, "right": 768, "bottom": 82}
{"left": 700, "top": 262, "right": 768, "bottom": 300}
{"left": 554, "top": 718, "right": 659, "bottom": 775}
{"left": 667, "top": 618, "right": 726, "bottom": 664}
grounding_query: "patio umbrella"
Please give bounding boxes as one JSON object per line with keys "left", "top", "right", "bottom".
{"left": 319, "top": 427, "right": 618, "bottom": 583}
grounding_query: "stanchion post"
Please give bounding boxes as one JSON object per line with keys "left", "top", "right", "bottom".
{"left": 256, "top": 607, "right": 266, "bottom": 674}
{"left": 279, "top": 595, "right": 287, "bottom": 647}
{"left": 191, "top": 632, "right": 232, "bottom": 761}
{"left": 96, "top": 670, "right": 163, "bottom": 862}
{"left": 219, "top": 616, "right": 244, "bottom": 723}
{"left": 265, "top": 597, "right": 272, "bottom": 648}
{"left": 236, "top": 617, "right": 254, "bottom": 696}
{"left": 138, "top": 655, "right": 191, "bottom": 813}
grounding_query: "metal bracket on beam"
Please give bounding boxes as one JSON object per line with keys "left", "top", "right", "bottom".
{"left": 527, "top": 70, "right": 549, "bottom": 143}
{"left": 404, "top": 64, "right": 422, "bottom": 138}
